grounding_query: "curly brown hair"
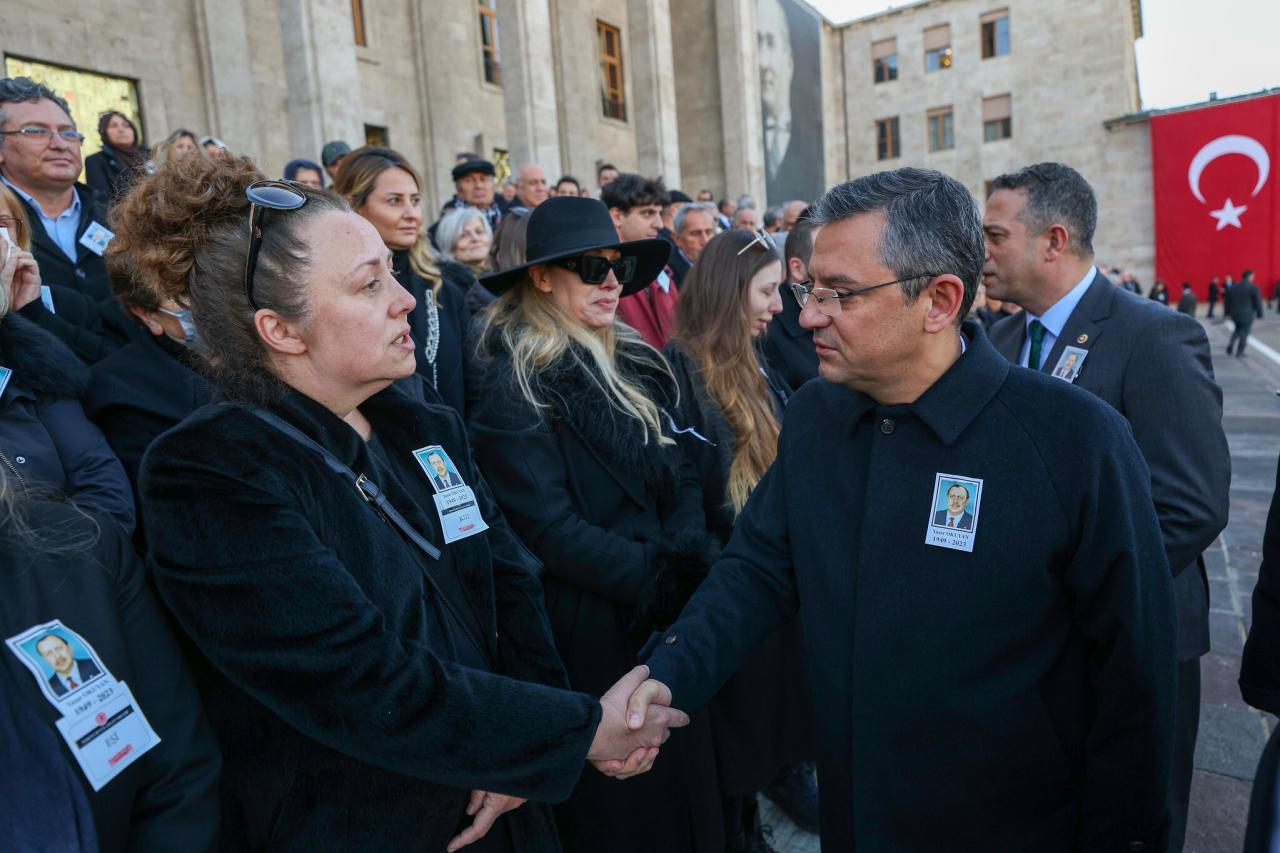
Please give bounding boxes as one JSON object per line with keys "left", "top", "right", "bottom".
{"left": 106, "top": 154, "right": 348, "bottom": 403}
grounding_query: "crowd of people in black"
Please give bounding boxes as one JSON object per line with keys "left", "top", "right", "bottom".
{"left": 2, "top": 72, "right": 1279, "bottom": 853}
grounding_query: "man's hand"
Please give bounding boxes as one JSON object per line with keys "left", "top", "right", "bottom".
{"left": 446, "top": 790, "right": 526, "bottom": 852}
{"left": 1, "top": 247, "right": 41, "bottom": 312}
{"left": 588, "top": 665, "right": 688, "bottom": 780}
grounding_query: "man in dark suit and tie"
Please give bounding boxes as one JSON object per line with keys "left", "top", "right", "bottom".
{"left": 932, "top": 484, "right": 973, "bottom": 529}
{"left": 983, "top": 162, "right": 1231, "bottom": 853}
{"left": 36, "top": 634, "right": 104, "bottom": 696}
{"left": 425, "top": 450, "right": 463, "bottom": 492}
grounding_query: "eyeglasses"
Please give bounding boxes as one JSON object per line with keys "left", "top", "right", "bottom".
{"left": 550, "top": 254, "right": 638, "bottom": 286}
{"left": 790, "top": 273, "right": 939, "bottom": 316}
{"left": 0, "top": 214, "right": 24, "bottom": 243}
{"left": 244, "top": 180, "right": 308, "bottom": 311}
{"left": 0, "top": 127, "right": 86, "bottom": 146}
{"left": 737, "top": 228, "right": 777, "bottom": 256}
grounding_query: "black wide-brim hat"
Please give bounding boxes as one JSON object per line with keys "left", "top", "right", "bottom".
{"left": 480, "top": 196, "right": 670, "bottom": 297}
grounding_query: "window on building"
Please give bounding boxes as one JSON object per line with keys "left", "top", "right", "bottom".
{"left": 364, "top": 124, "right": 389, "bottom": 147}
{"left": 352, "top": 0, "right": 367, "bottom": 46}
{"left": 982, "top": 94, "right": 1012, "bottom": 141}
{"left": 478, "top": 0, "right": 501, "bottom": 85}
{"left": 924, "top": 24, "right": 952, "bottom": 71}
{"left": 876, "top": 117, "right": 900, "bottom": 161}
{"left": 3, "top": 56, "right": 141, "bottom": 183}
{"left": 597, "top": 21, "right": 627, "bottom": 122}
{"left": 981, "top": 10, "right": 1010, "bottom": 58}
{"left": 872, "top": 38, "right": 898, "bottom": 83}
{"left": 927, "top": 106, "right": 954, "bottom": 152}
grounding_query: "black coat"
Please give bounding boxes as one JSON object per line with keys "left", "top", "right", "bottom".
{"left": 1176, "top": 291, "right": 1197, "bottom": 316}
{"left": 645, "top": 324, "right": 1177, "bottom": 851}
{"left": 762, "top": 284, "right": 818, "bottom": 391}
{"left": 0, "top": 313, "right": 135, "bottom": 533}
{"left": 15, "top": 283, "right": 132, "bottom": 365}
{"left": 83, "top": 332, "right": 215, "bottom": 545}
{"left": 1240, "top": 453, "right": 1280, "bottom": 713}
{"left": 1, "top": 501, "right": 221, "bottom": 853}
{"left": 140, "top": 382, "right": 599, "bottom": 851}
{"left": 84, "top": 146, "right": 147, "bottom": 207}
{"left": 1225, "top": 280, "right": 1265, "bottom": 324}
{"left": 988, "top": 272, "right": 1231, "bottom": 661}
{"left": 12, "top": 183, "right": 114, "bottom": 301}
{"left": 1243, "top": 723, "right": 1280, "bottom": 853}
{"left": 468, "top": 336, "right": 725, "bottom": 852}
{"left": 393, "top": 251, "right": 471, "bottom": 416}
{"left": 665, "top": 343, "right": 813, "bottom": 795}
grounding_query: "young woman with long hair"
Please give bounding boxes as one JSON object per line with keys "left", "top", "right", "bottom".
{"left": 666, "top": 228, "right": 817, "bottom": 851}
{"left": 333, "top": 146, "right": 473, "bottom": 414}
{"left": 469, "top": 196, "right": 726, "bottom": 853}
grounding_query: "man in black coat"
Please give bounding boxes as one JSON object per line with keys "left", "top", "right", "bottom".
{"left": 1176, "top": 282, "right": 1197, "bottom": 316}
{"left": 0, "top": 78, "right": 114, "bottom": 302}
{"left": 628, "top": 168, "right": 1177, "bottom": 851}
{"left": 762, "top": 211, "right": 819, "bottom": 389}
{"left": 1225, "top": 268, "right": 1266, "bottom": 357}
{"left": 1207, "top": 276, "right": 1221, "bottom": 317}
{"left": 983, "top": 162, "right": 1231, "bottom": 853}
{"left": 1240, "top": 454, "right": 1280, "bottom": 715}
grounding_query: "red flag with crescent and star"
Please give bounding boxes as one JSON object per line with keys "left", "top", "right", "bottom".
{"left": 1151, "top": 92, "right": 1278, "bottom": 300}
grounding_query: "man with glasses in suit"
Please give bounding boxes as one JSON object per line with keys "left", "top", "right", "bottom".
{"left": 983, "top": 162, "right": 1230, "bottom": 853}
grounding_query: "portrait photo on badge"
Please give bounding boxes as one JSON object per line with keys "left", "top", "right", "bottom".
{"left": 6, "top": 621, "right": 111, "bottom": 705}
{"left": 1051, "top": 346, "right": 1089, "bottom": 384}
{"left": 931, "top": 478, "right": 979, "bottom": 531}
{"left": 413, "top": 444, "right": 467, "bottom": 493}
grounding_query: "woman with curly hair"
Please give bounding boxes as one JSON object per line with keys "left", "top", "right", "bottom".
{"left": 333, "top": 146, "right": 473, "bottom": 414}
{"left": 111, "top": 153, "right": 685, "bottom": 851}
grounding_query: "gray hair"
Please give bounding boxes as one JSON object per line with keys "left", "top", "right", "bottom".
{"left": 673, "top": 201, "right": 717, "bottom": 235}
{"left": 435, "top": 206, "right": 493, "bottom": 262}
{"left": 989, "top": 162, "right": 1096, "bottom": 258}
{"left": 735, "top": 194, "right": 756, "bottom": 209}
{"left": 0, "top": 77, "right": 74, "bottom": 146}
{"left": 809, "top": 167, "right": 984, "bottom": 320}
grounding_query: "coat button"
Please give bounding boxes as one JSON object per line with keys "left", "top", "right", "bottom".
{"left": 14, "top": 456, "right": 25, "bottom": 464}
{"left": 664, "top": 635, "right": 678, "bottom": 645}
{"left": 76, "top": 269, "right": 86, "bottom": 278}
{"left": 879, "top": 418, "right": 895, "bottom": 434}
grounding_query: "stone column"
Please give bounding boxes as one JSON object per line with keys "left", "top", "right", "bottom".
{"left": 714, "top": 0, "right": 766, "bottom": 202}
{"left": 193, "top": 0, "right": 263, "bottom": 158}
{"left": 496, "top": 0, "right": 562, "bottom": 174}
{"left": 276, "top": 0, "right": 363, "bottom": 166}
{"left": 627, "top": 0, "right": 681, "bottom": 186}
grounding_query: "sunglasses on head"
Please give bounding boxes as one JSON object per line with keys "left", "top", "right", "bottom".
{"left": 244, "top": 180, "right": 308, "bottom": 311}
{"left": 737, "top": 228, "right": 777, "bottom": 256}
{"left": 549, "top": 254, "right": 638, "bottom": 285}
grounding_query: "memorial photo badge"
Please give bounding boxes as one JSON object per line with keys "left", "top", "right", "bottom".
{"left": 924, "top": 473, "right": 983, "bottom": 553}
{"left": 413, "top": 445, "right": 466, "bottom": 494}
{"left": 412, "top": 444, "right": 490, "bottom": 543}
{"left": 1051, "top": 346, "right": 1089, "bottom": 384}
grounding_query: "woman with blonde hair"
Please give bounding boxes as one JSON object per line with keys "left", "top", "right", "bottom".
{"left": 665, "top": 227, "right": 817, "bottom": 849}
{"left": 469, "top": 196, "right": 725, "bottom": 852}
{"left": 334, "top": 146, "right": 472, "bottom": 413}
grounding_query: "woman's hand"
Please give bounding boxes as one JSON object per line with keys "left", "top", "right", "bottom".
{"left": 446, "top": 790, "right": 526, "bottom": 852}
{"left": 1, "top": 246, "right": 42, "bottom": 312}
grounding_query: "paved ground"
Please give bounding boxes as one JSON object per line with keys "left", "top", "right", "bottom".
{"left": 763, "top": 306, "right": 1280, "bottom": 852}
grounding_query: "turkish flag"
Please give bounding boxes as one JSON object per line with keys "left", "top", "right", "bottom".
{"left": 1151, "top": 94, "right": 1279, "bottom": 300}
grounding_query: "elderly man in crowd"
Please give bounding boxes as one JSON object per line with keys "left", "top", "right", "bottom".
{"left": 432, "top": 157, "right": 504, "bottom": 247}
{"left": 626, "top": 167, "right": 1177, "bottom": 851}
{"left": 514, "top": 163, "right": 550, "bottom": 208}
{"left": 732, "top": 205, "right": 759, "bottom": 231}
{"left": 669, "top": 201, "right": 717, "bottom": 286}
{"left": 0, "top": 77, "right": 113, "bottom": 301}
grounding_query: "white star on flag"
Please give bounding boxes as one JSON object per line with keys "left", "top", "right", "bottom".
{"left": 1209, "top": 198, "right": 1248, "bottom": 230}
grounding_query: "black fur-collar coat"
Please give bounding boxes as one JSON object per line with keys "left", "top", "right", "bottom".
{"left": 139, "top": 380, "right": 599, "bottom": 851}
{"left": 468, "top": 333, "right": 726, "bottom": 853}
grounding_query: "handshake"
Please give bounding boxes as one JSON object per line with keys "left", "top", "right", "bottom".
{"left": 587, "top": 665, "right": 687, "bottom": 779}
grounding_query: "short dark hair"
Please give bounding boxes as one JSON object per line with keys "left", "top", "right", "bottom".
{"left": 718, "top": 199, "right": 734, "bottom": 214}
{"left": 763, "top": 207, "right": 780, "bottom": 229}
{"left": 600, "top": 173, "right": 668, "bottom": 213}
{"left": 1243, "top": 269, "right": 1254, "bottom": 280}
{"left": 989, "top": 162, "right": 1097, "bottom": 258}
{"left": 597, "top": 162, "right": 618, "bottom": 178}
{"left": 784, "top": 207, "right": 817, "bottom": 268}
{"left": 947, "top": 483, "right": 970, "bottom": 500}
{"left": 555, "top": 175, "right": 581, "bottom": 192}
{"left": 0, "top": 77, "right": 74, "bottom": 145}
{"left": 810, "top": 167, "right": 985, "bottom": 321}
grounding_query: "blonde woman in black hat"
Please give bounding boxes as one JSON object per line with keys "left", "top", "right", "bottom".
{"left": 468, "top": 196, "right": 726, "bottom": 853}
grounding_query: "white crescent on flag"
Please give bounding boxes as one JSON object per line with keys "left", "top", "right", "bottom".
{"left": 1187, "top": 134, "right": 1270, "bottom": 203}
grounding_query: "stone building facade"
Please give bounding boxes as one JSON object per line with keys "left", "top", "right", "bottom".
{"left": 4, "top": 0, "right": 1155, "bottom": 277}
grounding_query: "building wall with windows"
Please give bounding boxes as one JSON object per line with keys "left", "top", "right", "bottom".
{"left": 831, "top": 0, "right": 1153, "bottom": 280}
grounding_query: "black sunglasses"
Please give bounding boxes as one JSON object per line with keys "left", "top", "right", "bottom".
{"left": 549, "top": 254, "right": 637, "bottom": 285}
{"left": 244, "top": 180, "right": 308, "bottom": 310}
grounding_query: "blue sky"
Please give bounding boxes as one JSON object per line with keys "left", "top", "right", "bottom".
{"left": 804, "top": 0, "right": 1279, "bottom": 110}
